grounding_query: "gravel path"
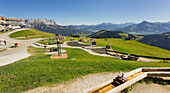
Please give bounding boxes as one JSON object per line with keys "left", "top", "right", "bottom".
{"left": 66, "top": 41, "right": 91, "bottom": 47}
{"left": 25, "top": 73, "right": 170, "bottom": 93}
{"left": 0, "top": 29, "right": 41, "bottom": 66}
{"left": 25, "top": 72, "right": 124, "bottom": 93}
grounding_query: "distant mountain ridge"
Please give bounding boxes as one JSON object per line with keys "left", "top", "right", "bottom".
{"left": 70, "top": 21, "right": 170, "bottom": 35}
{"left": 21, "top": 18, "right": 170, "bottom": 35}
{"left": 116, "top": 21, "right": 170, "bottom": 35}
{"left": 69, "top": 22, "right": 136, "bottom": 32}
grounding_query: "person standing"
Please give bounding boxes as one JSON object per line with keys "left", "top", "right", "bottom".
{"left": 44, "top": 42, "right": 48, "bottom": 51}
{"left": 44, "top": 45, "right": 47, "bottom": 49}
{"left": 14, "top": 43, "right": 18, "bottom": 48}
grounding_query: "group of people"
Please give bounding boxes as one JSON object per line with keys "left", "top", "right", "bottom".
{"left": 0, "top": 40, "right": 18, "bottom": 48}
{"left": 92, "top": 40, "right": 97, "bottom": 46}
{"left": 106, "top": 44, "right": 111, "bottom": 49}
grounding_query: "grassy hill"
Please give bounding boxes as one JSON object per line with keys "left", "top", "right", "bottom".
{"left": 38, "top": 35, "right": 170, "bottom": 58}
{"left": 88, "top": 30, "right": 143, "bottom": 40}
{"left": 9, "top": 29, "right": 55, "bottom": 39}
{"left": 0, "top": 47, "right": 170, "bottom": 92}
{"left": 87, "top": 30, "right": 169, "bottom": 51}
{"left": 0, "top": 30, "right": 169, "bottom": 92}
{"left": 88, "top": 30, "right": 127, "bottom": 38}
{"left": 138, "top": 32, "right": 170, "bottom": 50}
{"left": 82, "top": 38, "right": 170, "bottom": 58}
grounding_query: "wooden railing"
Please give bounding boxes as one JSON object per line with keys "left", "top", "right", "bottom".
{"left": 0, "top": 18, "right": 21, "bottom": 21}
{"left": 106, "top": 49, "right": 170, "bottom": 62}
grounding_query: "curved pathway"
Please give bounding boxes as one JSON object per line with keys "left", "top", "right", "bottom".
{"left": 31, "top": 41, "right": 121, "bottom": 58}
{"left": 32, "top": 41, "right": 161, "bottom": 62}
{"left": 0, "top": 29, "right": 41, "bottom": 66}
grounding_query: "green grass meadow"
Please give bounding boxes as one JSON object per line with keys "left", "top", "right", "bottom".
{"left": 81, "top": 38, "right": 170, "bottom": 58}
{"left": 0, "top": 47, "right": 170, "bottom": 92}
{"left": 0, "top": 29, "right": 170, "bottom": 92}
{"left": 9, "top": 29, "right": 55, "bottom": 39}
{"left": 39, "top": 36, "right": 170, "bottom": 58}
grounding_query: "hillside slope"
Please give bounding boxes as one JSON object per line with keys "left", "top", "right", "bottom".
{"left": 9, "top": 29, "right": 55, "bottom": 38}
{"left": 88, "top": 30, "right": 170, "bottom": 50}
{"left": 138, "top": 32, "right": 170, "bottom": 50}
{"left": 88, "top": 30, "right": 128, "bottom": 38}
{"left": 88, "top": 38, "right": 170, "bottom": 58}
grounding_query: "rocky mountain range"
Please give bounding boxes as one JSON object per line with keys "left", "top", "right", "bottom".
{"left": 20, "top": 18, "right": 170, "bottom": 50}
{"left": 21, "top": 18, "right": 56, "bottom": 27}
{"left": 32, "top": 23, "right": 92, "bottom": 36}
{"left": 21, "top": 18, "right": 170, "bottom": 35}
{"left": 21, "top": 18, "right": 91, "bottom": 36}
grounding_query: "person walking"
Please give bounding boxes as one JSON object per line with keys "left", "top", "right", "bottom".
{"left": 4, "top": 40, "right": 6, "bottom": 45}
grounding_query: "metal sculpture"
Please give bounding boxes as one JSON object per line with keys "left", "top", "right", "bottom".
{"left": 57, "top": 39, "right": 61, "bottom": 56}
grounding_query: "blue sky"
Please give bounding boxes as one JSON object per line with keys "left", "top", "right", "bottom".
{"left": 1, "top": 0, "right": 170, "bottom": 25}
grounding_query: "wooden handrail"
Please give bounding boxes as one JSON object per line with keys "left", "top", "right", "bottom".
{"left": 106, "top": 49, "right": 170, "bottom": 60}
{"left": 0, "top": 18, "right": 21, "bottom": 21}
